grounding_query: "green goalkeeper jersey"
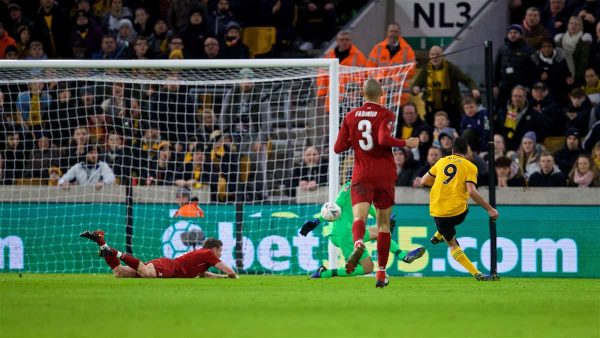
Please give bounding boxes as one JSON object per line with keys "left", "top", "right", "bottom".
{"left": 318, "top": 181, "right": 376, "bottom": 237}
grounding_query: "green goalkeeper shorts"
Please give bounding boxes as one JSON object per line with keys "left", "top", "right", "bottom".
{"left": 330, "top": 233, "right": 369, "bottom": 262}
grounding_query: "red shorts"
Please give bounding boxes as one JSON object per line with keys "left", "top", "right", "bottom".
{"left": 147, "top": 258, "right": 182, "bottom": 278}
{"left": 351, "top": 181, "right": 395, "bottom": 209}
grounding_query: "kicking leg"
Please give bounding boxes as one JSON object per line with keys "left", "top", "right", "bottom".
{"left": 80, "top": 230, "right": 120, "bottom": 269}
{"left": 367, "top": 227, "right": 425, "bottom": 263}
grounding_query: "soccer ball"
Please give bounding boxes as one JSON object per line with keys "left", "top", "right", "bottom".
{"left": 321, "top": 202, "right": 341, "bottom": 222}
{"left": 161, "top": 220, "right": 203, "bottom": 258}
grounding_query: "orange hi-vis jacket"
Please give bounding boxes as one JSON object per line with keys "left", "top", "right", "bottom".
{"left": 174, "top": 202, "right": 205, "bottom": 218}
{"left": 367, "top": 37, "right": 416, "bottom": 106}
{"left": 316, "top": 45, "right": 368, "bottom": 97}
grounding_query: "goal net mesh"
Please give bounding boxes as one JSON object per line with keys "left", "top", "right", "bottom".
{"left": 0, "top": 61, "right": 413, "bottom": 274}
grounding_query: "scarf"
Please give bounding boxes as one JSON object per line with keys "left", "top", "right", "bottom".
{"left": 573, "top": 170, "right": 594, "bottom": 187}
{"left": 539, "top": 50, "right": 555, "bottom": 64}
{"left": 583, "top": 80, "right": 600, "bottom": 95}
{"left": 426, "top": 60, "right": 451, "bottom": 109}
{"left": 503, "top": 102, "right": 525, "bottom": 140}
{"left": 561, "top": 31, "right": 583, "bottom": 73}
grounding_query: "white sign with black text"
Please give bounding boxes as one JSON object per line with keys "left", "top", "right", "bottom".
{"left": 396, "top": 0, "right": 487, "bottom": 36}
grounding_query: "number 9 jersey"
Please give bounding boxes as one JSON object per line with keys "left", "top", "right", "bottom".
{"left": 334, "top": 102, "right": 402, "bottom": 184}
{"left": 428, "top": 154, "right": 478, "bottom": 217}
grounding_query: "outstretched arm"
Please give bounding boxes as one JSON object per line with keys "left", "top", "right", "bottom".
{"left": 466, "top": 182, "right": 499, "bottom": 220}
{"left": 214, "top": 262, "right": 238, "bottom": 278}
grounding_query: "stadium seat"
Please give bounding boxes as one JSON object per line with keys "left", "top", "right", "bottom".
{"left": 544, "top": 136, "right": 566, "bottom": 153}
{"left": 242, "top": 27, "right": 277, "bottom": 58}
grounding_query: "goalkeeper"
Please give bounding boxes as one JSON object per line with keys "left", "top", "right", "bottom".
{"left": 300, "top": 181, "right": 425, "bottom": 278}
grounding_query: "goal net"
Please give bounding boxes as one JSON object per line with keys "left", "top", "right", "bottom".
{"left": 0, "top": 59, "right": 413, "bottom": 275}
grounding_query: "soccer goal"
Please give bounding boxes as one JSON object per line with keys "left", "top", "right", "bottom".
{"left": 0, "top": 59, "right": 413, "bottom": 275}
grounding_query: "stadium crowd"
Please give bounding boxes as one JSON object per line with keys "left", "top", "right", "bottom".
{"left": 1, "top": 0, "right": 600, "bottom": 199}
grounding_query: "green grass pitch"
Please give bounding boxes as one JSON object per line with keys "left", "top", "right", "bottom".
{"left": 1, "top": 274, "right": 598, "bottom": 338}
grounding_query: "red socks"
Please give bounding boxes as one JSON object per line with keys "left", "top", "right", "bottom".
{"left": 352, "top": 219, "right": 366, "bottom": 244}
{"left": 96, "top": 237, "right": 106, "bottom": 246}
{"left": 377, "top": 232, "right": 391, "bottom": 270}
{"left": 104, "top": 249, "right": 120, "bottom": 269}
{"left": 120, "top": 254, "right": 141, "bottom": 270}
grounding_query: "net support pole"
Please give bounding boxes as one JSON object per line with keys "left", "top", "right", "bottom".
{"left": 327, "top": 59, "right": 341, "bottom": 269}
{"left": 125, "top": 183, "right": 133, "bottom": 254}
{"left": 235, "top": 202, "right": 244, "bottom": 271}
{"left": 484, "top": 40, "right": 497, "bottom": 274}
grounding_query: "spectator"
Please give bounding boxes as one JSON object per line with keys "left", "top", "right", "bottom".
{"left": 148, "top": 17, "right": 171, "bottom": 58}
{"left": 181, "top": 7, "right": 211, "bottom": 58}
{"left": 175, "top": 148, "right": 219, "bottom": 194}
{"left": 132, "top": 36, "right": 151, "bottom": 59}
{"left": 568, "top": 154, "right": 600, "bottom": 187}
{"left": 367, "top": 23, "right": 416, "bottom": 105}
{"left": 438, "top": 128, "right": 455, "bottom": 157}
{"left": 413, "top": 128, "right": 433, "bottom": 165}
{"left": 530, "top": 37, "right": 572, "bottom": 106}
{"left": 173, "top": 187, "right": 206, "bottom": 217}
{"left": 582, "top": 67, "right": 600, "bottom": 104}
{"left": 133, "top": 7, "right": 153, "bottom": 37}
{"left": 431, "top": 111, "right": 458, "bottom": 148}
{"left": 0, "top": 22, "right": 16, "bottom": 59}
{"left": 47, "top": 83, "right": 81, "bottom": 149}
{"left": 583, "top": 122, "right": 600, "bottom": 151}
{"left": 412, "top": 45, "right": 480, "bottom": 127}
{"left": 33, "top": 0, "right": 69, "bottom": 58}
{"left": 26, "top": 40, "right": 48, "bottom": 60}
{"left": 101, "top": 0, "right": 133, "bottom": 34}
{"left": 495, "top": 156, "right": 525, "bottom": 187}
{"left": 25, "top": 135, "right": 60, "bottom": 179}
{"left": 528, "top": 151, "right": 566, "bottom": 186}
{"left": 296, "top": 0, "right": 337, "bottom": 51}
{"left": 393, "top": 147, "right": 415, "bottom": 187}
{"left": 209, "top": 130, "right": 239, "bottom": 202}
{"left": 498, "top": 85, "right": 548, "bottom": 149}
{"left": 494, "top": 24, "right": 535, "bottom": 107}
{"left": 15, "top": 25, "right": 31, "bottom": 59}
{"left": 554, "top": 127, "right": 584, "bottom": 173}
{"left": 58, "top": 144, "right": 116, "bottom": 189}
{"left": 210, "top": 0, "right": 236, "bottom": 39}
{"left": 69, "top": 10, "right": 103, "bottom": 58}
{"left": 512, "top": 131, "right": 543, "bottom": 179}
{"left": 2, "top": 131, "right": 26, "bottom": 185}
{"left": 576, "top": 0, "right": 600, "bottom": 35}
{"left": 288, "top": 146, "right": 328, "bottom": 196}
{"left": 6, "top": 4, "right": 33, "bottom": 42}
{"left": 77, "top": 86, "right": 103, "bottom": 143}
{"left": 113, "top": 97, "right": 144, "bottom": 147}
{"left": 92, "top": 34, "right": 128, "bottom": 59}
{"left": 394, "top": 102, "right": 431, "bottom": 140}
{"left": 460, "top": 96, "right": 488, "bottom": 152}
{"left": 413, "top": 146, "right": 442, "bottom": 187}
{"left": 522, "top": 7, "right": 550, "bottom": 49}
{"left": 563, "top": 88, "right": 592, "bottom": 135}
{"left": 202, "top": 37, "right": 221, "bottom": 59}
{"left": 589, "top": 22, "right": 600, "bottom": 74}
{"left": 15, "top": 81, "right": 51, "bottom": 138}
{"left": 151, "top": 74, "right": 195, "bottom": 143}
{"left": 4, "top": 45, "right": 18, "bottom": 59}
{"left": 66, "top": 126, "right": 91, "bottom": 169}
{"left": 195, "top": 108, "right": 219, "bottom": 151}
{"left": 169, "top": 0, "right": 207, "bottom": 33}
{"left": 554, "top": 16, "right": 592, "bottom": 85}
{"left": 116, "top": 18, "right": 138, "bottom": 46}
{"left": 591, "top": 140, "right": 600, "bottom": 166}
{"left": 100, "top": 82, "right": 127, "bottom": 123}
{"left": 166, "top": 35, "right": 186, "bottom": 59}
{"left": 141, "top": 141, "right": 177, "bottom": 185}
{"left": 102, "top": 132, "right": 129, "bottom": 184}
{"left": 221, "top": 21, "right": 249, "bottom": 59}
{"left": 220, "top": 68, "right": 271, "bottom": 200}
{"left": 529, "top": 81, "right": 563, "bottom": 136}
{"left": 480, "top": 134, "right": 515, "bottom": 162}
{"left": 542, "top": 0, "right": 568, "bottom": 36}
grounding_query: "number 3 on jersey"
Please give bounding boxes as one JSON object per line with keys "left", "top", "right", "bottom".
{"left": 358, "top": 120, "right": 373, "bottom": 151}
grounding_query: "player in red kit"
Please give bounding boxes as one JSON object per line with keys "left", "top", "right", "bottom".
{"left": 80, "top": 230, "right": 238, "bottom": 279}
{"left": 334, "top": 78, "right": 419, "bottom": 288}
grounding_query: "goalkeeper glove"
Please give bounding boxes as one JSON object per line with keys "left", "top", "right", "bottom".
{"left": 300, "top": 218, "right": 321, "bottom": 236}
{"left": 390, "top": 214, "right": 397, "bottom": 234}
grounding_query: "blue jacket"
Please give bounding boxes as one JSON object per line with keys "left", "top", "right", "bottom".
{"left": 16, "top": 91, "right": 51, "bottom": 123}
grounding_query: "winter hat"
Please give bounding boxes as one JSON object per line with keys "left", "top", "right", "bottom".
{"left": 438, "top": 127, "right": 455, "bottom": 141}
{"left": 507, "top": 24, "right": 523, "bottom": 35}
{"left": 118, "top": 19, "right": 133, "bottom": 30}
{"left": 226, "top": 21, "right": 241, "bottom": 33}
{"left": 522, "top": 131, "right": 537, "bottom": 143}
{"left": 566, "top": 128, "right": 580, "bottom": 138}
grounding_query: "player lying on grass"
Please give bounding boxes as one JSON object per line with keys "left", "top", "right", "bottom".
{"left": 80, "top": 230, "right": 238, "bottom": 279}
{"left": 420, "top": 136, "right": 499, "bottom": 281}
{"left": 300, "top": 181, "right": 426, "bottom": 279}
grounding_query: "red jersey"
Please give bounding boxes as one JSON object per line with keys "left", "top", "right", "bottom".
{"left": 173, "top": 248, "right": 221, "bottom": 278}
{"left": 334, "top": 102, "right": 407, "bottom": 183}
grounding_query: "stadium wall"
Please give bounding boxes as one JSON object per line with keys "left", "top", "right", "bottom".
{"left": 1, "top": 187, "right": 598, "bottom": 277}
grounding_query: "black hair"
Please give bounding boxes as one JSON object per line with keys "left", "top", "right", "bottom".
{"left": 452, "top": 136, "right": 468, "bottom": 155}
